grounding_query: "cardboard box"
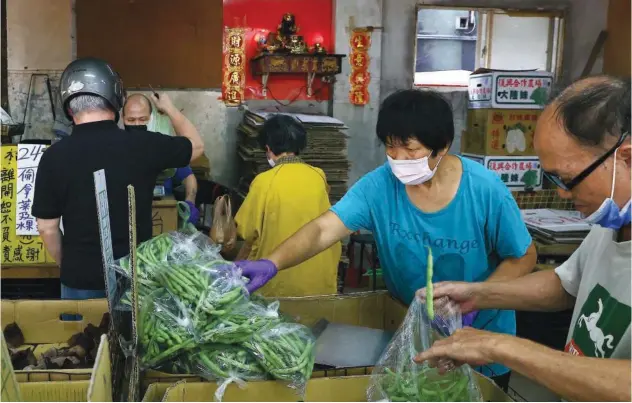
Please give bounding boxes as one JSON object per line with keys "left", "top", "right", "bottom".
{"left": 1, "top": 334, "right": 112, "bottom": 402}
{"left": 462, "top": 109, "right": 541, "bottom": 156}
{"left": 463, "top": 153, "right": 543, "bottom": 191}
{"left": 152, "top": 198, "right": 178, "bottom": 237}
{"left": 0, "top": 299, "right": 109, "bottom": 382}
{"left": 468, "top": 69, "right": 553, "bottom": 109}
{"left": 143, "top": 373, "right": 512, "bottom": 402}
{"left": 2, "top": 333, "right": 21, "bottom": 402}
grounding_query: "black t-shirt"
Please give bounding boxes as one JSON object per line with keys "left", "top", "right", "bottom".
{"left": 32, "top": 120, "right": 192, "bottom": 290}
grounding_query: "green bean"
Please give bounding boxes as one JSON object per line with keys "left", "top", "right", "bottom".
{"left": 426, "top": 246, "right": 434, "bottom": 321}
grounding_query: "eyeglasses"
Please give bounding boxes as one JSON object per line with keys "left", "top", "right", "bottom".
{"left": 543, "top": 132, "right": 629, "bottom": 191}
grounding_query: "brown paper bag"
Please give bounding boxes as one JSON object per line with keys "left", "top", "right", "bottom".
{"left": 210, "top": 195, "right": 237, "bottom": 253}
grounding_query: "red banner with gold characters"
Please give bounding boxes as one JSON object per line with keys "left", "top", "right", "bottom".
{"left": 349, "top": 29, "right": 371, "bottom": 105}
{"left": 223, "top": 27, "right": 246, "bottom": 106}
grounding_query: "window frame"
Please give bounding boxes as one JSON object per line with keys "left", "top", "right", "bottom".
{"left": 413, "top": 5, "right": 566, "bottom": 90}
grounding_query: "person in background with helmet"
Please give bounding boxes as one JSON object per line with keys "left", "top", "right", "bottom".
{"left": 122, "top": 93, "right": 200, "bottom": 225}
{"left": 31, "top": 57, "right": 204, "bottom": 301}
{"left": 233, "top": 115, "right": 341, "bottom": 297}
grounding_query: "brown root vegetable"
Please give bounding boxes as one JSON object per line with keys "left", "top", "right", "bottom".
{"left": 11, "top": 348, "right": 37, "bottom": 370}
{"left": 4, "top": 323, "right": 25, "bottom": 348}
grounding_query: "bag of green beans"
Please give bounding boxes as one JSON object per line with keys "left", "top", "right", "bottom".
{"left": 242, "top": 321, "right": 316, "bottom": 393}
{"left": 138, "top": 289, "right": 198, "bottom": 369}
{"left": 175, "top": 344, "right": 271, "bottom": 401}
{"left": 367, "top": 298, "right": 482, "bottom": 402}
{"left": 196, "top": 299, "right": 282, "bottom": 344}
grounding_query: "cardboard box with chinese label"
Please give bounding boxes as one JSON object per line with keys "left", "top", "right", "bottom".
{"left": 468, "top": 69, "right": 553, "bottom": 110}
{"left": 463, "top": 153, "right": 543, "bottom": 191}
{"left": 461, "top": 109, "right": 542, "bottom": 156}
{"left": 0, "top": 299, "right": 109, "bottom": 382}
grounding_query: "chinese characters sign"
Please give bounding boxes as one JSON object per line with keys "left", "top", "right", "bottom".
{"left": 16, "top": 144, "right": 45, "bottom": 235}
{"left": 468, "top": 72, "right": 553, "bottom": 109}
{"left": 222, "top": 27, "right": 246, "bottom": 106}
{"left": 349, "top": 29, "right": 371, "bottom": 105}
{"left": 1, "top": 145, "right": 52, "bottom": 264}
{"left": 462, "top": 154, "right": 543, "bottom": 191}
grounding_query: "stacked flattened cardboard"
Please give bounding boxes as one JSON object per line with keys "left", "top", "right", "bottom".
{"left": 237, "top": 110, "right": 349, "bottom": 203}
{"left": 462, "top": 69, "right": 554, "bottom": 192}
{"left": 521, "top": 209, "right": 591, "bottom": 245}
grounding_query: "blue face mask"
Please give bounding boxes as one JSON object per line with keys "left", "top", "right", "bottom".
{"left": 584, "top": 148, "right": 631, "bottom": 230}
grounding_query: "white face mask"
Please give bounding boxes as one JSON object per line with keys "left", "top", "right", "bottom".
{"left": 583, "top": 148, "right": 631, "bottom": 230}
{"left": 387, "top": 154, "right": 442, "bottom": 185}
{"left": 267, "top": 157, "right": 276, "bottom": 168}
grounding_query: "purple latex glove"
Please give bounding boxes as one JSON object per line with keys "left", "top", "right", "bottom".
{"left": 185, "top": 201, "right": 200, "bottom": 224}
{"left": 462, "top": 310, "right": 479, "bottom": 327}
{"left": 235, "top": 259, "right": 278, "bottom": 293}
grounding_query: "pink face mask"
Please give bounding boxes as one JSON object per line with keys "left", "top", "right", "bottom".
{"left": 387, "top": 154, "right": 442, "bottom": 185}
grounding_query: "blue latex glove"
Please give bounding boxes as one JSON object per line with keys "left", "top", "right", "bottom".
{"left": 235, "top": 259, "right": 278, "bottom": 294}
{"left": 462, "top": 310, "right": 478, "bottom": 327}
{"left": 185, "top": 201, "right": 200, "bottom": 224}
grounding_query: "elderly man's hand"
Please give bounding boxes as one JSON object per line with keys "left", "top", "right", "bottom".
{"left": 413, "top": 327, "right": 510, "bottom": 373}
{"left": 150, "top": 92, "right": 176, "bottom": 115}
{"left": 416, "top": 281, "right": 483, "bottom": 314}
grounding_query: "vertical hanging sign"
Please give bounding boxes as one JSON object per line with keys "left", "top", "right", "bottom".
{"left": 15, "top": 144, "right": 46, "bottom": 236}
{"left": 349, "top": 28, "right": 371, "bottom": 106}
{"left": 223, "top": 27, "right": 247, "bottom": 106}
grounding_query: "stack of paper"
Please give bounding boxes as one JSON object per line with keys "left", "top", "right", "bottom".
{"left": 236, "top": 109, "right": 350, "bottom": 203}
{"left": 521, "top": 209, "right": 592, "bottom": 244}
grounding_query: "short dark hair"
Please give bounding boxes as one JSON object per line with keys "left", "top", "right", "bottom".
{"left": 258, "top": 114, "right": 307, "bottom": 155}
{"left": 553, "top": 76, "right": 631, "bottom": 149}
{"left": 376, "top": 89, "right": 454, "bottom": 156}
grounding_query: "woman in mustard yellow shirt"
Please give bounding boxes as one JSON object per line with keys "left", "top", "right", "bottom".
{"left": 234, "top": 115, "right": 341, "bottom": 297}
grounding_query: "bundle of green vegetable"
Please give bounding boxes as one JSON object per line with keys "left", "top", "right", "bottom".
{"left": 379, "top": 367, "right": 475, "bottom": 402}
{"left": 242, "top": 322, "right": 315, "bottom": 385}
{"left": 197, "top": 300, "right": 280, "bottom": 344}
{"left": 111, "top": 231, "right": 317, "bottom": 400}
{"left": 138, "top": 290, "right": 196, "bottom": 368}
{"left": 179, "top": 344, "right": 269, "bottom": 382}
{"left": 367, "top": 298, "right": 482, "bottom": 402}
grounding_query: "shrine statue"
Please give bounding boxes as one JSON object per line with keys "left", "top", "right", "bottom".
{"left": 279, "top": 13, "right": 298, "bottom": 38}
{"left": 264, "top": 13, "right": 303, "bottom": 54}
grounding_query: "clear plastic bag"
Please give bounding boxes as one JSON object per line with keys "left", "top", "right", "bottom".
{"left": 367, "top": 297, "right": 482, "bottom": 402}
{"left": 178, "top": 343, "right": 270, "bottom": 401}
{"left": 242, "top": 321, "right": 315, "bottom": 390}
{"left": 197, "top": 299, "right": 281, "bottom": 344}
{"left": 155, "top": 260, "right": 248, "bottom": 324}
{"left": 112, "top": 231, "right": 235, "bottom": 310}
{"left": 138, "top": 289, "right": 197, "bottom": 369}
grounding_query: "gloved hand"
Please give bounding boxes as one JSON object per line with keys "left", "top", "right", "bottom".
{"left": 462, "top": 310, "right": 478, "bottom": 327}
{"left": 185, "top": 201, "right": 200, "bottom": 225}
{"left": 235, "top": 259, "right": 278, "bottom": 294}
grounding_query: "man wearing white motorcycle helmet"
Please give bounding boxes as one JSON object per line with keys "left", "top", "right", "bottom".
{"left": 414, "top": 76, "right": 631, "bottom": 402}
{"left": 237, "top": 89, "right": 537, "bottom": 391}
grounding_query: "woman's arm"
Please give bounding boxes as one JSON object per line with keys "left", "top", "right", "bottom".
{"left": 268, "top": 211, "right": 352, "bottom": 270}
{"left": 487, "top": 242, "right": 537, "bottom": 282}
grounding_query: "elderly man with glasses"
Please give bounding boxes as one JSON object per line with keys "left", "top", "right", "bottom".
{"left": 414, "top": 76, "right": 631, "bottom": 402}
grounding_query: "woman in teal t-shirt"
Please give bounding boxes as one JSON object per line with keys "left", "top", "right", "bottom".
{"left": 237, "top": 89, "right": 537, "bottom": 391}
